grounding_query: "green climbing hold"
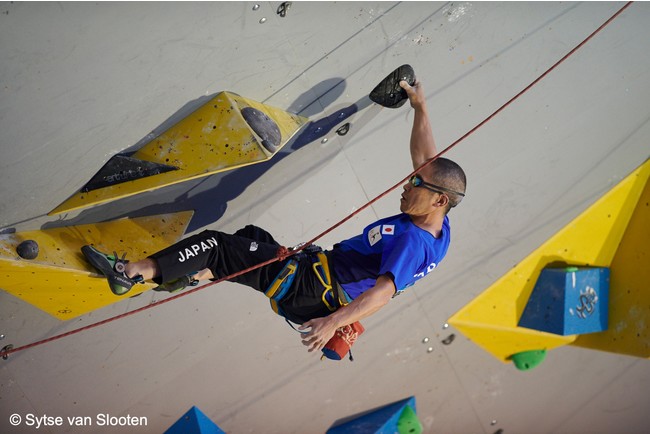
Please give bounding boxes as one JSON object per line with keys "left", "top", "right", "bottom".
{"left": 511, "top": 349, "right": 547, "bottom": 371}
{"left": 397, "top": 405, "right": 423, "bottom": 434}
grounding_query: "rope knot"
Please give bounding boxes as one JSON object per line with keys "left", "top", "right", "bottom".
{"left": 276, "top": 246, "right": 291, "bottom": 261}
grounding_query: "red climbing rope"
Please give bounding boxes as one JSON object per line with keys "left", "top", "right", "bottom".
{"left": 1, "top": 1, "right": 633, "bottom": 359}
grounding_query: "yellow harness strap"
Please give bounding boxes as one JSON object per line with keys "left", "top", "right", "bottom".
{"left": 313, "top": 252, "right": 349, "bottom": 311}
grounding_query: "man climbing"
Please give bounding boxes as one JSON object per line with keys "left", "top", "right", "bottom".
{"left": 82, "top": 79, "right": 467, "bottom": 354}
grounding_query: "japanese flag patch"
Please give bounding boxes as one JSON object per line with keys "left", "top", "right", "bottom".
{"left": 382, "top": 225, "right": 395, "bottom": 235}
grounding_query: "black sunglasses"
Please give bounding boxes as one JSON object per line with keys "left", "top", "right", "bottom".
{"left": 409, "top": 174, "right": 465, "bottom": 197}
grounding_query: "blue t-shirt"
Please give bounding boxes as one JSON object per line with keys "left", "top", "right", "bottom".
{"left": 329, "top": 213, "right": 450, "bottom": 299}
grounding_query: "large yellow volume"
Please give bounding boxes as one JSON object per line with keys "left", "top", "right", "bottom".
{"left": 449, "top": 159, "right": 650, "bottom": 362}
{"left": 49, "top": 92, "right": 308, "bottom": 215}
{"left": 0, "top": 211, "right": 193, "bottom": 320}
{"left": 571, "top": 165, "right": 650, "bottom": 358}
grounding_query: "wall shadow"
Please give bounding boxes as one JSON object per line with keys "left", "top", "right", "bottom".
{"left": 42, "top": 79, "right": 374, "bottom": 233}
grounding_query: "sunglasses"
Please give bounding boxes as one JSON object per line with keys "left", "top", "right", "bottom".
{"left": 409, "top": 174, "right": 465, "bottom": 197}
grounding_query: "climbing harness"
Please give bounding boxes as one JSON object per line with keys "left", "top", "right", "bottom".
{"left": 262, "top": 246, "right": 361, "bottom": 361}
{"left": 264, "top": 245, "right": 349, "bottom": 316}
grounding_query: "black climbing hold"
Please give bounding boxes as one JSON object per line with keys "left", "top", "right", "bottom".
{"left": 81, "top": 155, "right": 179, "bottom": 192}
{"left": 441, "top": 334, "right": 455, "bottom": 345}
{"left": 336, "top": 123, "right": 350, "bottom": 136}
{"left": 369, "top": 64, "right": 416, "bottom": 109}
{"left": 17, "top": 240, "right": 39, "bottom": 260}
{"left": 241, "top": 107, "right": 282, "bottom": 153}
{"left": 1, "top": 344, "right": 13, "bottom": 360}
{"left": 277, "top": 1, "right": 292, "bottom": 17}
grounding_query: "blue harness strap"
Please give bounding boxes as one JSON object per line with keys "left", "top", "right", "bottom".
{"left": 265, "top": 259, "right": 298, "bottom": 316}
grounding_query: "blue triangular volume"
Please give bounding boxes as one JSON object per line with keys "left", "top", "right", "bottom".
{"left": 165, "top": 406, "right": 226, "bottom": 434}
{"left": 327, "top": 396, "right": 417, "bottom": 434}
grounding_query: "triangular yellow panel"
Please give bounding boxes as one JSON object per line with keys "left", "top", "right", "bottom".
{"left": 49, "top": 92, "right": 308, "bottom": 215}
{"left": 571, "top": 169, "right": 650, "bottom": 358}
{"left": 0, "top": 211, "right": 193, "bottom": 320}
{"left": 449, "top": 160, "right": 650, "bottom": 362}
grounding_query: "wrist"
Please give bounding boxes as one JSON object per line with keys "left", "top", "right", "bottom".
{"left": 412, "top": 101, "right": 428, "bottom": 113}
{"left": 328, "top": 307, "right": 348, "bottom": 330}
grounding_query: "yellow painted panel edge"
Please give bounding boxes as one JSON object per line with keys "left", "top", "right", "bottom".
{"left": 449, "top": 318, "right": 576, "bottom": 362}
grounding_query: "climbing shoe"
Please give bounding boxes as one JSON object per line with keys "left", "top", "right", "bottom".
{"left": 153, "top": 273, "right": 199, "bottom": 294}
{"left": 81, "top": 245, "right": 141, "bottom": 296}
